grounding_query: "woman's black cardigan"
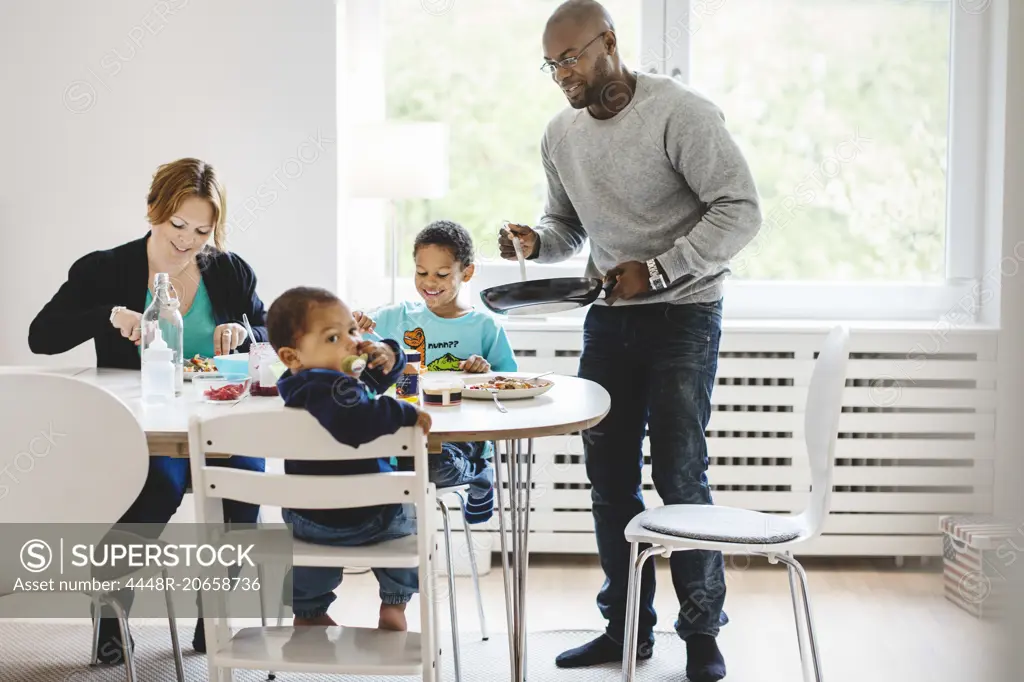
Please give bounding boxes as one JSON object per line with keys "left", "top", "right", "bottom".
{"left": 28, "top": 233, "right": 269, "bottom": 369}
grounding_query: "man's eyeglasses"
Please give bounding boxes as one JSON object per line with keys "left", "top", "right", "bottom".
{"left": 540, "top": 32, "right": 607, "bottom": 74}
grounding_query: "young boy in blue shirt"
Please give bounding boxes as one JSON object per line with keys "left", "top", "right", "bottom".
{"left": 268, "top": 286, "right": 431, "bottom": 630}
{"left": 356, "top": 220, "right": 518, "bottom": 525}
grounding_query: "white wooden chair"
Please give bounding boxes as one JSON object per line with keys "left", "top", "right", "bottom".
{"left": 0, "top": 371, "right": 184, "bottom": 682}
{"left": 256, "top": 484, "right": 487, "bottom": 682}
{"left": 621, "top": 324, "right": 851, "bottom": 682}
{"left": 187, "top": 409, "right": 441, "bottom": 682}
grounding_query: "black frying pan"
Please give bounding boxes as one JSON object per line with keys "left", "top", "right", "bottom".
{"left": 480, "top": 277, "right": 616, "bottom": 316}
{"left": 480, "top": 231, "right": 617, "bottom": 315}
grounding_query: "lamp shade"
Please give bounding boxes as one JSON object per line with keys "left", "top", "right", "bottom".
{"left": 346, "top": 122, "right": 449, "bottom": 200}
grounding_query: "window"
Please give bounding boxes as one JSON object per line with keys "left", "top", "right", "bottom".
{"left": 373, "top": 0, "right": 645, "bottom": 308}
{"left": 687, "top": 0, "right": 950, "bottom": 283}
{"left": 345, "top": 0, "right": 988, "bottom": 321}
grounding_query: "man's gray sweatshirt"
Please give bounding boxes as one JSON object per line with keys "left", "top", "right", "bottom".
{"left": 534, "top": 71, "right": 762, "bottom": 306}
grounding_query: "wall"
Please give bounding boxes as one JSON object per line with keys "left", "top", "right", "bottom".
{"left": 987, "top": 1, "right": 1023, "bottom": 679}
{"left": 992, "top": 0, "right": 1024, "bottom": 524}
{"left": 0, "top": 0, "right": 339, "bottom": 366}
{"left": 340, "top": 0, "right": 387, "bottom": 310}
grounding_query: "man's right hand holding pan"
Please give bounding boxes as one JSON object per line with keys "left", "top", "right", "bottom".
{"left": 498, "top": 222, "right": 540, "bottom": 261}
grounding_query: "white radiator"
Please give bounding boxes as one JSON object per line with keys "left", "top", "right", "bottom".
{"left": 463, "top": 322, "right": 998, "bottom": 558}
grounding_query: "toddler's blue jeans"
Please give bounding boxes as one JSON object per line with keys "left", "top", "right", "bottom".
{"left": 284, "top": 505, "right": 418, "bottom": 618}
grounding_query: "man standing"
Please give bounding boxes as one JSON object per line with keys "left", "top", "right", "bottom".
{"left": 498, "top": 1, "right": 761, "bottom": 680}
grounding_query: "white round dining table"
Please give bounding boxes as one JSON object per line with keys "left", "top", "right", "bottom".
{"left": 4, "top": 365, "right": 610, "bottom": 682}
{"left": 419, "top": 372, "right": 611, "bottom": 682}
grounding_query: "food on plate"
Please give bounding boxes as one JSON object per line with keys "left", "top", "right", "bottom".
{"left": 196, "top": 374, "right": 251, "bottom": 402}
{"left": 184, "top": 355, "right": 217, "bottom": 373}
{"left": 204, "top": 381, "right": 249, "bottom": 401}
{"left": 470, "top": 376, "right": 544, "bottom": 391}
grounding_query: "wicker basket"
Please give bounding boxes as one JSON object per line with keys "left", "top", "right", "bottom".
{"left": 939, "top": 515, "right": 1021, "bottom": 619}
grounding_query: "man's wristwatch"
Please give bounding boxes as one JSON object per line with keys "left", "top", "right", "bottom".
{"left": 109, "top": 305, "right": 125, "bottom": 325}
{"left": 646, "top": 259, "right": 667, "bottom": 291}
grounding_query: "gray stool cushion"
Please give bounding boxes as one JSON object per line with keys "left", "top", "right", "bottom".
{"left": 639, "top": 505, "right": 803, "bottom": 545}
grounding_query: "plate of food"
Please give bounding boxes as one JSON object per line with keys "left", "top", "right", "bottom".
{"left": 462, "top": 374, "right": 554, "bottom": 400}
{"left": 183, "top": 354, "right": 220, "bottom": 380}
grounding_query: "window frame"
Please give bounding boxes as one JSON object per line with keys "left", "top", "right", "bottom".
{"left": 343, "top": 0, "right": 992, "bottom": 323}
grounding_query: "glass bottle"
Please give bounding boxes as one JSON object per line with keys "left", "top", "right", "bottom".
{"left": 140, "top": 273, "right": 184, "bottom": 395}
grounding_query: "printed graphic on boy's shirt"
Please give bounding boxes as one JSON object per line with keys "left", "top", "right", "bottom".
{"left": 401, "top": 326, "right": 466, "bottom": 371}
{"left": 427, "top": 353, "right": 463, "bottom": 371}
{"left": 403, "top": 328, "right": 426, "bottom": 358}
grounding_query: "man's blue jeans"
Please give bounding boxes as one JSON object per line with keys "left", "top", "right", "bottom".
{"left": 578, "top": 299, "right": 728, "bottom": 644}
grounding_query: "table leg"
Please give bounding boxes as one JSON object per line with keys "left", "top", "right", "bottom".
{"left": 521, "top": 439, "right": 533, "bottom": 678}
{"left": 507, "top": 439, "right": 521, "bottom": 682}
{"left": 494, "top": 438, "right": 534, "bottom": 682}
{"left": 493, "top": 441, "right": 516, "bottom": 677}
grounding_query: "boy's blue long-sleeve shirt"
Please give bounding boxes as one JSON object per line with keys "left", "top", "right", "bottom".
{"left": 277, "top": 338, "right": 420, "bottom": 528}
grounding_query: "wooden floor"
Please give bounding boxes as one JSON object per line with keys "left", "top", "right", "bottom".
{"left": 331, "top": 553, "right": 1004, "bottom": 681}
{"left": 5, "top": 554, "right": 1010, "bottom": 680}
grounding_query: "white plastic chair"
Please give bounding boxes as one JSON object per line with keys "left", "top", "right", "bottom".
{"left": 621, "top": 325, "right": 851, "bottom": 682}
{"left": 0, "top": 371, "right": 184, "bottom": 682}
{"left": 187, "top": 409, "right": 440, "bottom": 682}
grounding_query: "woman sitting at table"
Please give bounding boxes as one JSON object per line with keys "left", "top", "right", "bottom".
{"left": 28, "top": 157, "right": 268, "bottom": 662}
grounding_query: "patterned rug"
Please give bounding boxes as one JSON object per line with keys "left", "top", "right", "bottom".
{"left": 0, "top": 623, "right": 686, "bottom": 681}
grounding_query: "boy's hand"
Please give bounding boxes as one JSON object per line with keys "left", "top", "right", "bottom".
{"left": 353, "top": 310, "right": 376, "bottom": 333}
{"left": 415, "top": 409, "right": 432, "bottom": 434}
{"left": 459, "top": 355, "right": 491, "bottom": 373}
{"left": 357, "top": 340, "right": 397, "bottom": 374}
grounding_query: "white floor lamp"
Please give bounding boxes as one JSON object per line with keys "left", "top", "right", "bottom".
{"left": 346, "top": 122, "right": 450, "bottom": 304}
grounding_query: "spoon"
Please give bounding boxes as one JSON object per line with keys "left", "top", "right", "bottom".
{"left": 512, "top": 234, "right": 528, "bottom": 283}
{"left": 501, "top": 221, "right": 529, "bottom": 284}
{"left": 241, "top": 314, "right": 257, "bottom": 346}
